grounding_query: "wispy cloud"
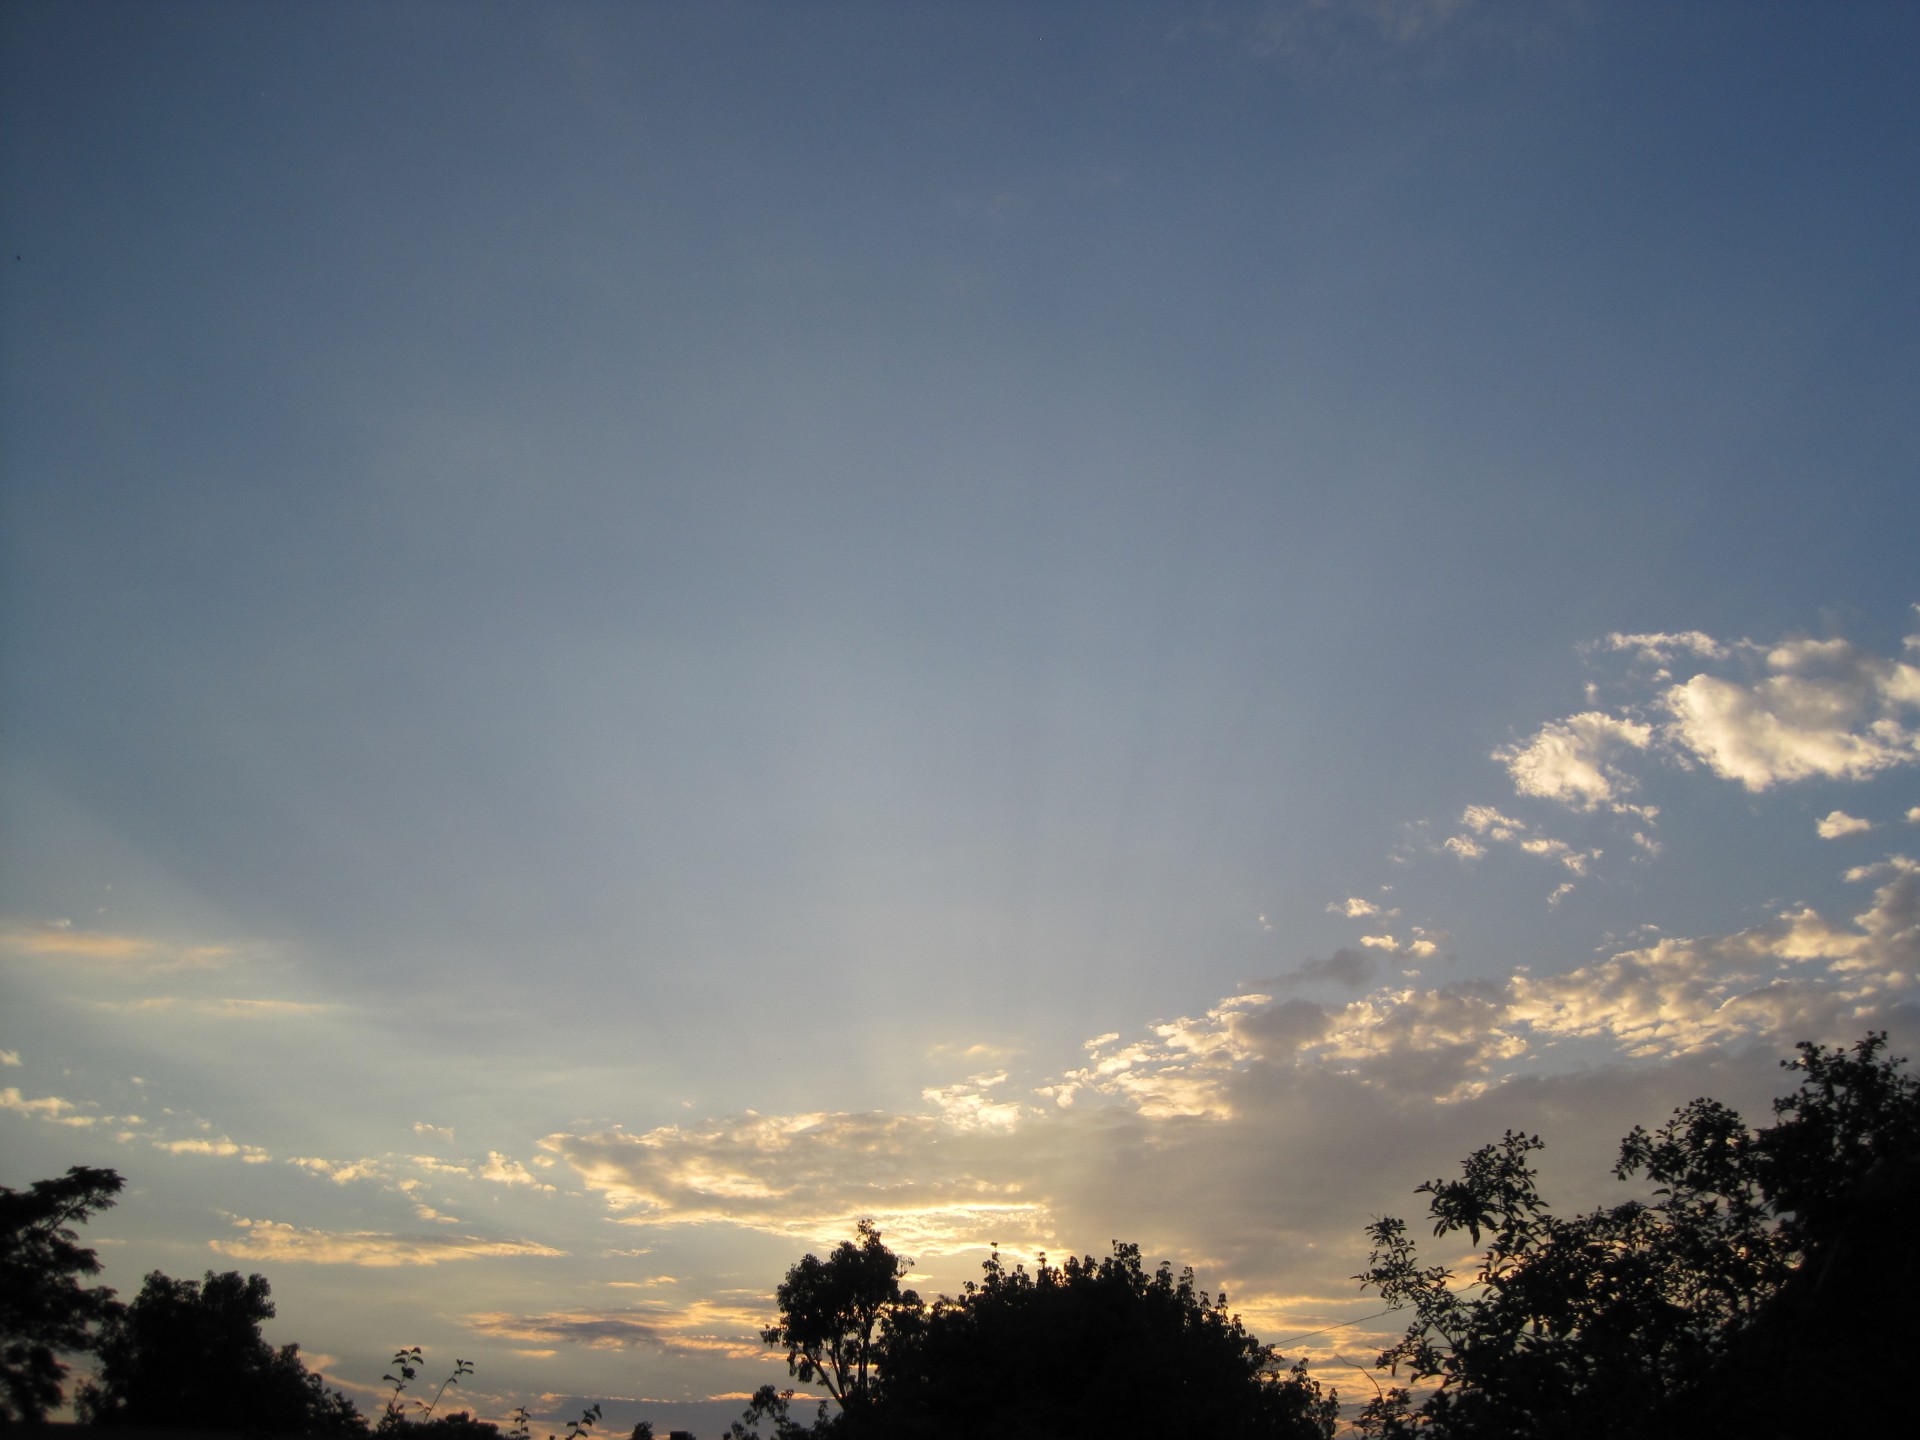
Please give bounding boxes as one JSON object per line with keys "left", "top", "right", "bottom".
{"left": 212, "top": 1218, "right": 566, "bottom": 1267}
{"left": 0, "top": 922, "right": 240, "bottom": 968}
{"left": 467, "top": 1303, "right": 766, "bottom": 1362}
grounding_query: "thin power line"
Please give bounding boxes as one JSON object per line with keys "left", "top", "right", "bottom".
{"left": 1273, "top": 1307, "right": 1400, "bottom": 1347}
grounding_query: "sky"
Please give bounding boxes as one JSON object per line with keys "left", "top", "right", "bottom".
{"left": 3, "top": 0, "right": 1918, "bottom": 1432}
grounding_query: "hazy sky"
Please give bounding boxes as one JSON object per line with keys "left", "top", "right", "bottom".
{"left": 4, "top": 2, "right": 1918, "bottom": 1433}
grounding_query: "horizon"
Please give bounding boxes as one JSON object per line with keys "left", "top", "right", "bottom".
{"left": 4, "top": 2, "right": 1919, "bottom": 1434}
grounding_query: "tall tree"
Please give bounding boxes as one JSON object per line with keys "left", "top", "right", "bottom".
{"left": 1356, "top": 1033, "right": 1920, "bottom": 1439}
{"left": 0, "top": 1165, "right": 124, "bottom": 1422}
{"left": 79, "top": 1269, "right": 364, "bottom": 1434}
{"left": 759, "top": 1219, "right": 917, "bottom": 1430}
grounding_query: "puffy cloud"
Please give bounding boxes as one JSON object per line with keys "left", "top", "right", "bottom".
{"left": 1817, "top": 810, "right": 1874, "bottom": 839}
{"left": 1, "top": 1087, "right": 88, "bottom": 1124}
{"left": 1494, "top": 620, "right": 1920, "bottom": 824}
{"left": 1494, "top": 713, "right": 1654, "bottom": 813}
{"left": 1329, "top": 897, "right": 1382, "bottom": 918}
{"left": 1661, "top": 635, "right": 1920, "bottom": 789}
{"left": 212, "top": 1218, "right": 565, "bottom": 1267}
{"left": 0, "top": 1050, "right": 18, "bottom": 1066}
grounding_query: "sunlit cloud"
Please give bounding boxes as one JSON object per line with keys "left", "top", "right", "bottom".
{"left": 0, "top": 922, "right": 242, "bottom": 968}
{"left": 212, "top": 1218, "right": 566, "bottom": 1267}
{"left": 1493, "top": 714, "right": 1655, "bottom": 814}
{"left": 1817, "top": 810, "right": 1874, "bottom": 839}
{"left": 0, "top": 1050, "right": 19, "bottom": 1066}
{"left": 155, "top": 1136, "right": 272, "bottom": 1162}
{"left": 1517, "top": 619, "right": 1920, "bottom": 818}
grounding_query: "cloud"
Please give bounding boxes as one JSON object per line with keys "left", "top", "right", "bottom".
{"left": 0, "top": 1050, "right": 18, "bottom": 1066}
{"left": 1328, "top": 897, "right": 1382, "bottom": 918}
{"left": 1515, "top": 620, "right": 1920, "bottom": 818}
{"left": 212, "top": 1218, "right": 566, "bottom": 1267}
{"left": 1, "top": 1087, "right": 89, "bottom": 1124}
{"left": 1816, "top": 810, "right": 1874, "bottom": 839}
{"left": 479, "top": 1151, "right": 555, "bottom": 1190}
{"left": 1493, "top": 713, "right": 1654, "bottom": 813}
{"left": 155, "top": 1136, "right": 272, "bottom": 1163}
{"left": 1658, "top": 632, "right": 1920, "bottom": 790}
{"left": 1603, "top": 631, "right": 1730, "bottom": 664}
{"left": 291, "top": 1156, "right": 389, "bottom": 1184}
{"left": 467, "top": 1303, "right": 766, "bottom": 1362}
{"left": 1442, "top": 806, "right": 1600, "bottom": 879}
{"left": 0, "top": 924, "right": 239, "bottom": 968}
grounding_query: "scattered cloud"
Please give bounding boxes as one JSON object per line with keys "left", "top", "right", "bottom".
{"left": 0, "top": 1050, "right": 18, "bottom": 1066}
{"left": 155, "top": 1136, "right": 272, "bottom": 1163}
{"left": 291, "top": 1156, "right": 388, "bottom": 1185}
{"left": 212, "top": 1218, "right": 566, "bottom": 1267}
{"left": 1512, "top": 620, "right": 1920, "bottom": 820}
{"left": 1442, "top": 806, "right": 1600, "bottom": 878}
{"left": 1817, "top": 810, "right": 1874, "bottom": 839}
{"left": 1328, "top": 897, "right": 1383, "bottom": 918}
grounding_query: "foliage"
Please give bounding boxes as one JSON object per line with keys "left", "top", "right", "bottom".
{"left": 1356, "top": 1033, "right": 1920, "bottom": 1439}
{"left": 743, "top": 1223, "right": 1335, "bottom": 1440}
{"left": 380, "top": 1348, "right": 479, "bottom": 1433}
{"left": 758, "top": 1218, "right": 917, "bottom": 1427}
{"left": 0, "top": 1165, "right": 124, "bottom": 1422}
{"left": 78, "top": 1268, "right": 364, "bottom": 1434}
{"left": 726, "top": 1385, "right": 832, "bottom": 1440}
{"left": 880, "top": 1242, "right": 1337, "bottom": 1440}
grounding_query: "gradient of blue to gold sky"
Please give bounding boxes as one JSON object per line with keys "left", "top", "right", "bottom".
{"left": 3, "top": 2, "right": 1918, "bottom": 1433}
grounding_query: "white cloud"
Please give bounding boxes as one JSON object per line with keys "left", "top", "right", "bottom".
{"left": 1494, "top": 712, "right": 1654, "bottom": 813}
{"left": 1443, "top": 806, "right": 1599, "bottom": 878}
{"left": 0, "top": 1050, "right": 18, "bottom": 1066}
{"left": 1816, "top": 810, "right": 1874, "bottom": 839}
{"left": 1603, "top": 631, "right": 1730, "bottom": 663}
{"left": 1657, "top": 631, "right": 1920, "bottom": 791}
{"left": 1329, "top": 897, "right": 1381, "bottom": 918}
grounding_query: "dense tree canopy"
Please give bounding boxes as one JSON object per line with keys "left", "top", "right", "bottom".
{"left": 0, "top": 1165, "right": 123, "bottom": 1422}
{"left": 78, "top": 1268, "right": 363, "bottom": 1435}
{"left": 1357, "top": 1033, "right": 1920, "bottom": 1440}
{"left": 741, "top": 1226, "right": 1336, "bottom": 1439}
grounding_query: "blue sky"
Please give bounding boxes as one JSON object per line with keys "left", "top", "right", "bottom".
{"left": 4, "top": 2, "right": 1918, "bottom": 1433}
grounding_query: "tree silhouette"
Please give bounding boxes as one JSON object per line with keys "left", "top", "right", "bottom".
{"left": 79, "top": 1268, "right": 363, "bottom": 1434}
{"left": 1356, "top": 1033, "right": 1920, "bottom": 1439}
{"left": 880, "top": 1243, "right": 1337, "bottom": 1440}
{"left": 759, "top": 1219, "right": 917, "bottom": 1430}
{"left": 742, "top": 1226, "right": 1336, "bottom": 1439}
{"left": 0, "top": 1165, "right": 123, "bottom": 1421}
